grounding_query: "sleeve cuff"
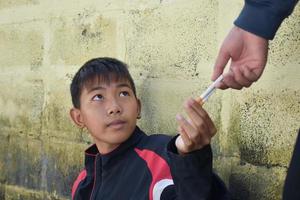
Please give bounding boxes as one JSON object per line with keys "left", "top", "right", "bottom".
{"left": 166, "top": 135, "right": 214, "bottom": 198}
{"left": 167, "top": 135, "right": 212, "bottom": 170}
{"left": 234, "top": 3, "right": 286, "bottom": 40}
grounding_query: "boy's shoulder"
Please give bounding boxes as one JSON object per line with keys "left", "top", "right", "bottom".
{"left": 146, "top": 133, "right": 172, "bottom": 141}
{"left": 136, "top": 131, "right": 173, "bottom": 153}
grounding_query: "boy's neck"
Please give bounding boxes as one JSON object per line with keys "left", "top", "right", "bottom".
{"left": 95, "top": 142, "right": 120, "bottom": 155}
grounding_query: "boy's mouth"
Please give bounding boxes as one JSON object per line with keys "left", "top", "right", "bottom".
{"left": 107, "top": 120, "right": 126, "bottom": 128}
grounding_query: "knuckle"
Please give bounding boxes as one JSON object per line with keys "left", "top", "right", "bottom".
{"left": 185, "top": 140, "right": 194, "bottom": 148}
{"left": 245, "top": 82, "right": 253, "bottom": 88}
{"left": 189, "top": 133, "right": 202, "bottom": 145}
{"left": 194, "top": 121, "right": 202, "bottom": 129}
{"left": 211, "top": 127, "right": 217, "bottom": 135}
{"left": 196, "top": 122, "right": 206, "bottom": 131}
{"left": 189, "top": 134, "right": 198, "bottom": 141}
{"left": 203, "top": 138, "right": 211, "bottom": 145}
{"left": 200, "top": 136, "right": 210, "bottom": 145}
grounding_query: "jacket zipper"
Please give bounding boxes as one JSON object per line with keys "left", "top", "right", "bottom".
{"left": 89, "top": 155, "right": 98, "bottom": 200}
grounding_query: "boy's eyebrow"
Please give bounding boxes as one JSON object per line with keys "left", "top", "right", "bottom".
{"left": 116, "top": 83, "right": 131, "bottom": 89}
{"left": 87, "top": 83, "right": 132, "bottom": 93}
{"left": 87, "top": 86, "right": 105, "bottom": 93}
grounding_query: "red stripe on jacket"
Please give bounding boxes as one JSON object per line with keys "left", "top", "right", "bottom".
{"left": 135, "top": 148, "right": 172, "bottom": 200}
{"left": 72, "top": 169, "right": 87, "bottom": 200}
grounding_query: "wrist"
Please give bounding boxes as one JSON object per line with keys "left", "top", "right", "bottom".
{"left": 234, "top": 26, "right": 268, "bottom": 43}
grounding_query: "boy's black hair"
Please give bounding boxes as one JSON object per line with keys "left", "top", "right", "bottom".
{"left": 70, "top": 57, "right": 136, "bottom": 108}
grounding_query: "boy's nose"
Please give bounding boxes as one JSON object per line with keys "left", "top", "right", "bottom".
{"left": 107, "top": 100, "right": 122, "bottom": 116}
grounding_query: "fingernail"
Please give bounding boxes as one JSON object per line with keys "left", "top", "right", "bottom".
{"left": 187, "top": 98, "right": 194, "bottom": 106}
{"left": 190, "top": 98, "right": 196, "bottom": 103}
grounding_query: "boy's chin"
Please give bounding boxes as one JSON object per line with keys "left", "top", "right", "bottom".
{"left": 108, "top": 129, "right": 134, "bottom": 143}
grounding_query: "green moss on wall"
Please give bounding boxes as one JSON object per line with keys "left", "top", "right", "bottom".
{"left": 2, "top": 184, "right": 67, "bottom": 200}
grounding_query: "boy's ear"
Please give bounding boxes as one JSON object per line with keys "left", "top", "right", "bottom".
{"left": 70, "top": 108, "right": 85, "bottom": 128}
{"left": 137, "top": 98, "right": 142, "bottom": 119}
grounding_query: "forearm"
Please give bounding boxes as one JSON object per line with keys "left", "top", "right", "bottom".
{"left": 165, "top": 136, "right": 214, "bottom": 200}
{"left": 234, "top": 0, "right": 299, "bottom": 40}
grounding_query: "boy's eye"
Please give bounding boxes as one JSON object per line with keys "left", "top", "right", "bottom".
{"left": 120, "top": 91, "right": 129, "bottom": 97}
{"left": 92, "top": 94, "right": 103, "bottom": 101}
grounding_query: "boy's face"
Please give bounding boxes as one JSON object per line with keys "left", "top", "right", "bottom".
{"left": 70, "top": 79, "right": 141, "bottom": 154}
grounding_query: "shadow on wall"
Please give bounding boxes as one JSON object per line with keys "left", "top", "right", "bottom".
{"left": 0, "top": 134, "right": 82, "bottom": 199}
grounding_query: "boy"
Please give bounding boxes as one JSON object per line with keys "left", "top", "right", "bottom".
{"left": 70, "top": 57, "right": 228, "bottom": 200}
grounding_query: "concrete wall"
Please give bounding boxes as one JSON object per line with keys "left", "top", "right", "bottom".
{"left": 0, "top": 0, "right": 299, "bottom": 199}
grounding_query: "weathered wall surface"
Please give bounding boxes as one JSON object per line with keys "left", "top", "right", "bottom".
{"left": 0, "top": 0, "right": 299, "bottom": 199}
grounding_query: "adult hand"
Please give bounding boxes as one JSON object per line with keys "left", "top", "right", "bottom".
{"left": 212, "top": 26, "right": 269, "bottom": 90}
{"left": 175, "top": 98, "right": 216, "bottom": 154}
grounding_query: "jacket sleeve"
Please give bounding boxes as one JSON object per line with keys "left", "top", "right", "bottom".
{"left": 234, "top": 0, "right": 299, "bottom": 40}
{"left": 282, "top": 129, "right": 300, "bottom": 200}
{"left": 161, "top": 136, "right": 229, "bottom": 200}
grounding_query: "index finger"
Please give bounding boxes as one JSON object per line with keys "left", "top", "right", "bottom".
{"left": 212, "top": 48, "right": 230, "bottom": 81}
{"left": 188, "top": 99, "right": 217, "bottom": 136}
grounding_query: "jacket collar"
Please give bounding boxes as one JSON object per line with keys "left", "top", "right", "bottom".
{"left": 84, "top": 126, "right": 145, "bottom": 174}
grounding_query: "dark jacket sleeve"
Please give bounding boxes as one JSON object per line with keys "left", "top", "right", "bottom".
{"left": 283, "top": 129, "right": 300, "bottom": 200}
{"left": 161, "top": 136, "right": 229, "bottom": 200}
{"left": 234, "top": 0, "right": 299, "bottom": 40}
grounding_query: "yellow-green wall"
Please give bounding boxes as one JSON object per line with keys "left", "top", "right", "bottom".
{"left": 0, "top": 0, "right": 299, "bottom": 199}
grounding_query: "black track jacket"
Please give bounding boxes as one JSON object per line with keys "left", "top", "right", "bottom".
{"left": 283, "top": 129, "right": 300, "bottom": 200}
{"left": 72, "top": 127, "right": 229, "bottom": 200}
{"left": 235, "top": 0, "right": 298, "bottom": 39}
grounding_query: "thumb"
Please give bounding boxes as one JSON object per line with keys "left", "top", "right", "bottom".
{"left": 211, "top": 49, "right": 230, "bottom": 81}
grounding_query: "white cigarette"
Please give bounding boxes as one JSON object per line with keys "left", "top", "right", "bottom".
{"left": 200, "top": 75, "right": 223, "bottom": 103}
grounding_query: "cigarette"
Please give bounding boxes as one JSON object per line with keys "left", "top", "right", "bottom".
{"left": 196, "top": 75, "right": 223, "bottom": 104}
